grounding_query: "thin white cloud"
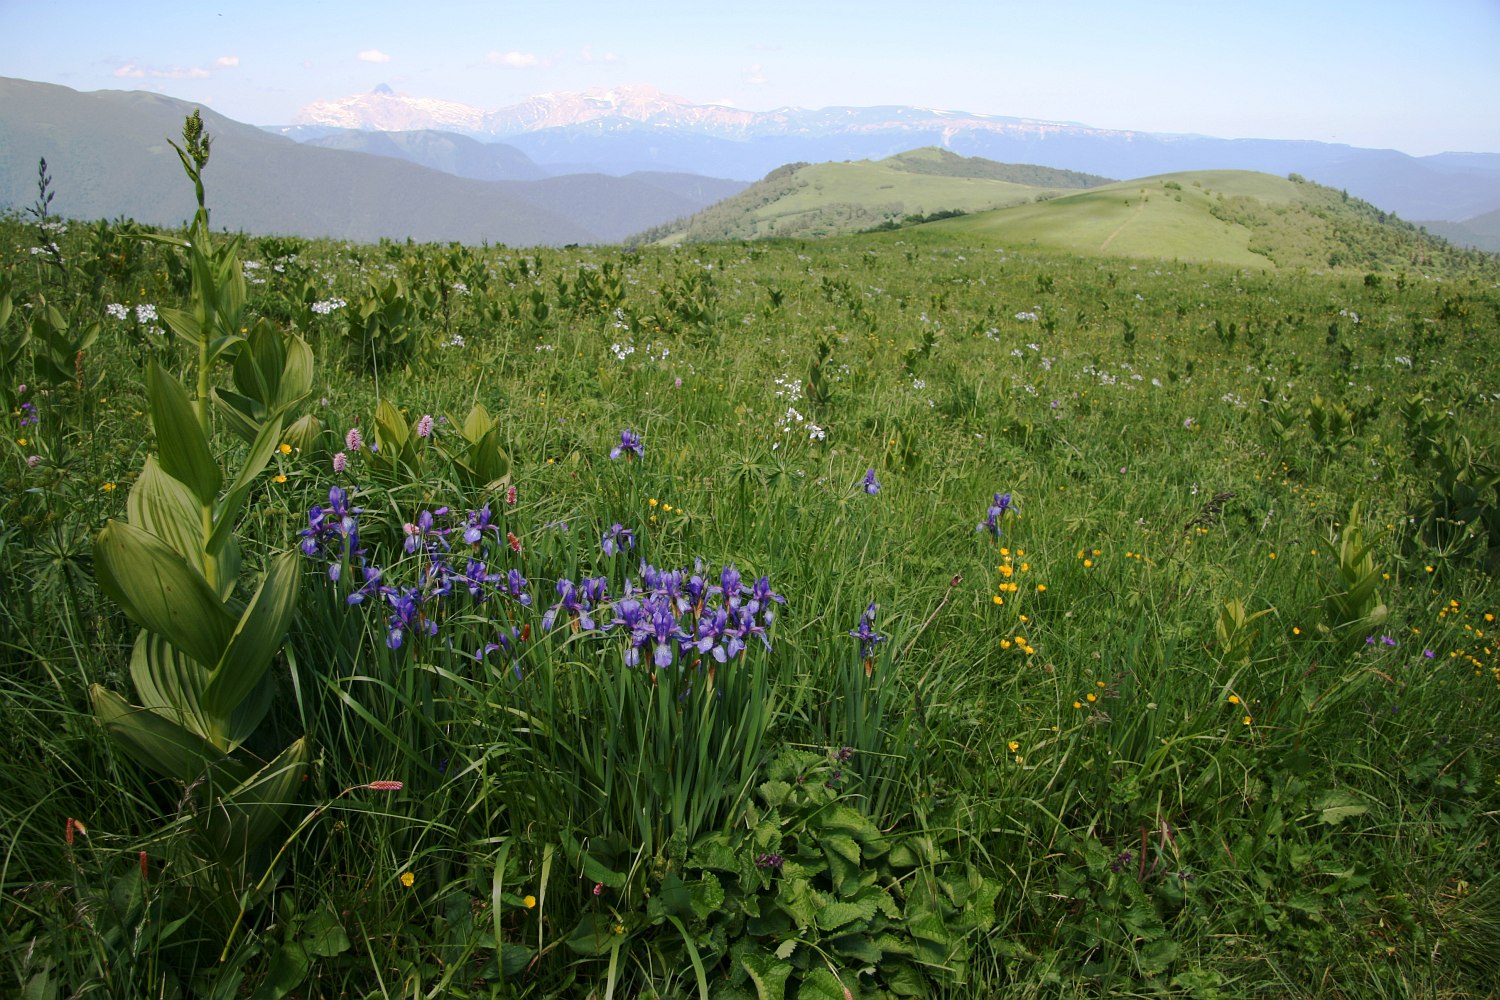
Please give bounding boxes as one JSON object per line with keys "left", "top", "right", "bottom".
{"left": 487, "top": 50, "right": 542, "bottom": 68}
{"left": 744, "top": 63, "right": 767, "bottom": 86}
{"left": 579, "top": 45, "right": 619, "bottom": 64}
{"left": 215, "top": 55, "right": 239, "bottom": 68}
{"left": 358, "top": 49, "right": 391, "bottom": 63}
{"left": 114, "top": 62, "right": 210, "bottom": 80}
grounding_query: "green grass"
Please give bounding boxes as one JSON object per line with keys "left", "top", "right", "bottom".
{"left": 642, "top": 148, "right": 1103, "bottom": 243}
{"left": 2, "top": 141, "right": 1499, "bottom": 998}
{"left": 926, "top": 171, "right": 1281, "bottom": 266}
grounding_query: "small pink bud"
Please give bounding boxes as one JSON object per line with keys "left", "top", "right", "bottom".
{"left": 366, "top": 780, "right": 404, "bottom": 791}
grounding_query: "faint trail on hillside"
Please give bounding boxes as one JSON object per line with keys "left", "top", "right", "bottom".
{"left": 1099, "top": 195, "right": 1146, "bottom": 252}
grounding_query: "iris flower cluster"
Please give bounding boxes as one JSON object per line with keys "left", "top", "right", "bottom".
{"left": 542, "top": 561, "right": 784, "bottom": 671}
{"left": 299, "top": 492, "right": 533, "bottom": 653}
{"left": 299, "top": 491, "right": 781, "bottom": 677}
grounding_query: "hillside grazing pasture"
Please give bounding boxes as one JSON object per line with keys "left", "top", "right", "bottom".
{"left": 2, "top": 153, "right": 1500, "bottom": 998}
{"left": 923, "top": 170, "right": 1481, "bottom": 274}
{"left": 640, "top": 149, "right": 1110, "bottom": 245}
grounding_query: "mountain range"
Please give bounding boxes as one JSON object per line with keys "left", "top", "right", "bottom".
{"left": 0, "top": 78, "right": 745, "bottom": 245}
{"left": 288, "top": 84, "right": 1500, "bottom": 232}
{"left": 5, "top": 76, "right": 1499, "bottom": 253}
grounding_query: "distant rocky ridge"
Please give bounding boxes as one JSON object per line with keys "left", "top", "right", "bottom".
{"left": 289, "top": 84, "right": 1500, "bottom": 227}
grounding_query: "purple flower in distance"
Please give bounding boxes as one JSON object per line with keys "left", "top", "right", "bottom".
{"left": 610, "top": 428, "right": 644, "bottom": 461}
{"left": 863, "top": 468, "right": 881, "bottom": 495}
{"left": 977, "top": 492, "right": 1012, "bottom": 538}
{"left": 602, "top": 522, "right": 636, "bottom": 557}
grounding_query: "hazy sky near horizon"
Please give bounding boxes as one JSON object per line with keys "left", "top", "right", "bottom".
{"left": 4, "top": 0, "right": 1498, "bottom": 156}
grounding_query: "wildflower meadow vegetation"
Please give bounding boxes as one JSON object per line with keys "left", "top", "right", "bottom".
{"left": 3, "top": 116, "right": 1500, "bottom": 998}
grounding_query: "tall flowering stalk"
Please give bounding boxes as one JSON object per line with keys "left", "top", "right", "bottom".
{"left": 88, "top": 112, "right": 310, "bottom": 929}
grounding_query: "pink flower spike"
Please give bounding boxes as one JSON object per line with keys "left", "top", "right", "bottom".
{"left": 367, "top": 780, "right": 404, "bottom": 791}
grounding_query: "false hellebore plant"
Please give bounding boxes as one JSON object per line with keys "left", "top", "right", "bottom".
{"left": 88, "top": 112, "right": 310, "bottom": 926}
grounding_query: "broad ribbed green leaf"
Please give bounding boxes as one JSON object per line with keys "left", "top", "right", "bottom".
{"left": 128, "top": 630, "right": 217, "bottom": 745}
{"left": 211, "top": 386, "right": 265, "bottom": 445}
{"left": 227, "top": 670, "right": 276, "bottom": 751}
{"left": 148, "top": 361, "right": 221, "bottom": 506}
{"left": 127, "top": 457, "right": 205, "bottom": 571}
{"left": 208, "top": 415, "right": 283, "bottom": 558}
{"left": 276, "top": 334, "right": 313, "bottom": 410}
{"left": 90, "top": 684, "right": 235, "bottom": 784}
{"left": 95, "top": 519, "right": 234, "bottom": 667}
{"left": 203, "top": 552, "right": 300, "bottom": 721}
{"left": 461, "top": 403, "right": 494, "bottom": 443}
{"left": 282, "top": 413, "right": 323, "bottom": 456}
{"left": 374, "top": 398, "right": 409, "bottom": 452}
{"left": 474, "top": 428, "right": 510, "bottom": 485}
{"left": 233, "top": 322, "right": 286, "bottom": 406}
{"left": 200, "top": 737, "right": 310, "bottom": 860}
{"left": 160, "top": 304, "right": 204, "bottom": 348}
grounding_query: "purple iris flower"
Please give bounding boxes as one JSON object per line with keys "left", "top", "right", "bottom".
{"left": 608, "top": 598, "right": 651, "bottom": 667}
{"left": 460, "top": 558, "right": 502, "bottom": 599}
{"left": 385, "top": 586, "right": 437, "bottom": 649}
{"left": 717, "top": 565, "right": 747, "bottom": 609}
{"left": 747, "top": 576, "right": 785, "bottom": 622}
{"left": 462, "top": 505, "right": 500, "bottom": 545}
{"left": 684, "top": 571, "right": 711, "bottom": 615}
{"left": 693, "top": 607, "right": 732, "bottom": 663}
{"left": 849, "top": 601, "right": 886, "bottom": 661}
{"left": 610, "top": 429, "right": 644, "bottom": 461}
{"left": 542, "top": 579, "right": 595, "bottom": 633}
{"left": 299, "top": 486, "right": 366, "bottom": 574}
{"left": 649, "top": 604, "right": 685, "bottom": 668}
{"left": 403, "top": 507, "right": 452, "bottom": 555}
{"left": 977, "top": 492, "right": 1013, "bottom": 538}
{"left": 724, "top": 606, "right": 770, "bottom": 659}
{"left": 601, "top": 522, "right": 636, "bottom": 557}
{"left": 863, "top": 468, "right": 881, "bottom": 495}
{"left": 505, "top": 568, "right": 532, "bottom": 606}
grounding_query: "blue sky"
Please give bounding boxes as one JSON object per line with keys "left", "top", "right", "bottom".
{"left": 4, "top": 0, "right": 1499, "bottom": 155}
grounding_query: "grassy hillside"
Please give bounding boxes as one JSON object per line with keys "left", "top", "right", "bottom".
{"left": 638, "top": 148, "right": 1110, "bottom": 243}
{"left": 1419, "top": 205, "right": 1500, "bottom": 253}
{"left": 914, "top": 169, "right": 1492, "bottom": 272}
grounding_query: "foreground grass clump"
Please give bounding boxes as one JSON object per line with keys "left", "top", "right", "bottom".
{"left": 1, "top": 132, "right": 1499, "bottom": 998}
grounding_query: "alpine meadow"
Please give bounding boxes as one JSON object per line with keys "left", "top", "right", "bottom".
{"left": 5, "top": 111, "right": 1500, "bottom": 1000}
